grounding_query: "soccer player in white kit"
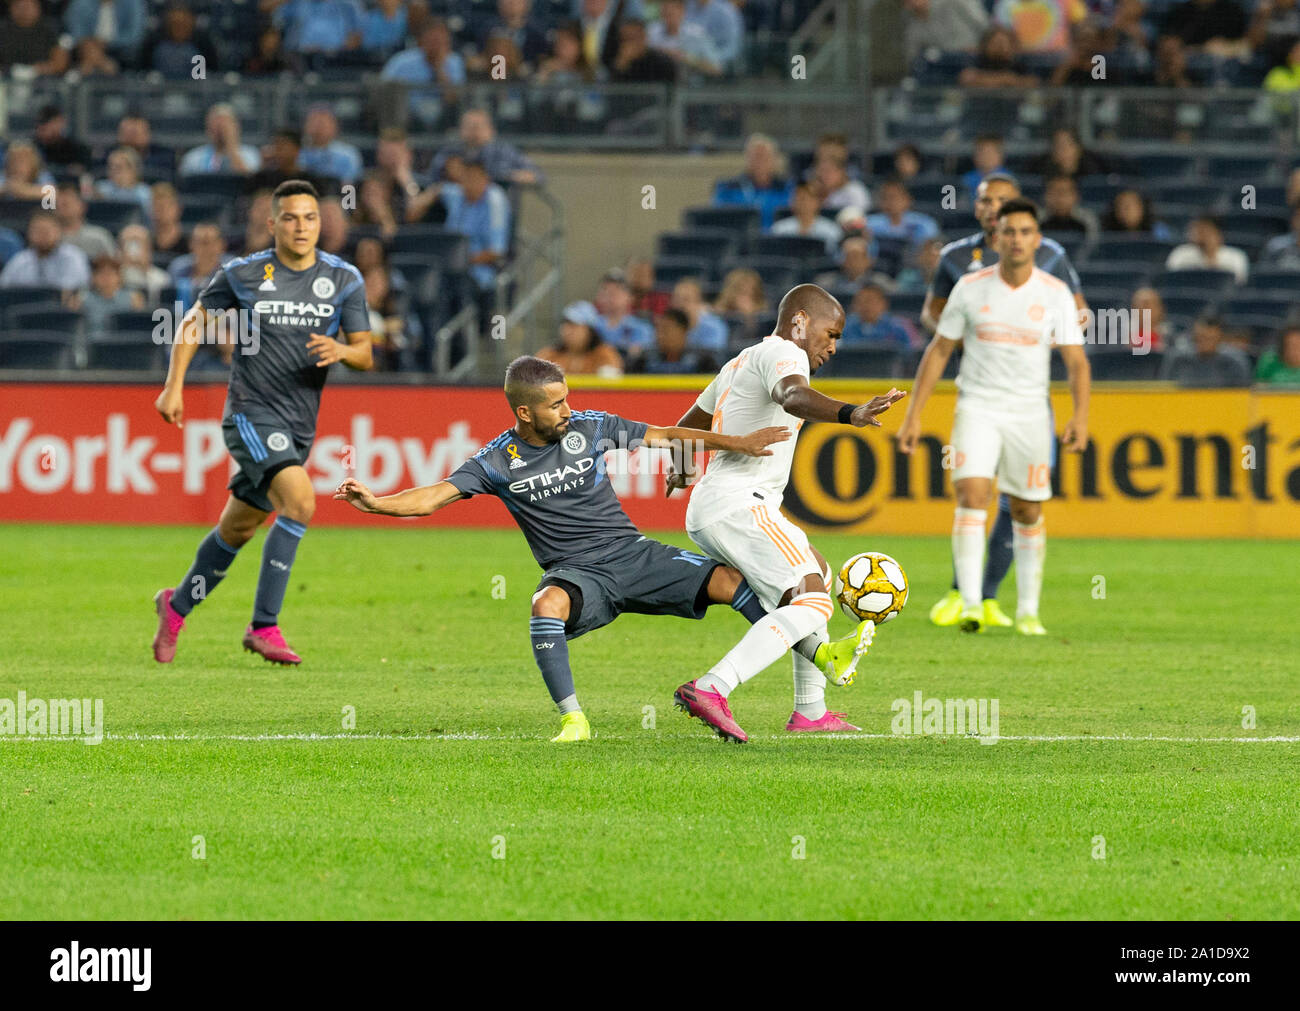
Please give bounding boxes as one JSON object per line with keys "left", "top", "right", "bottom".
{"left": 666, "top": 284, "right": 906, "bottom": 741}
{"left": 897, "top": 198, "right": 1091, "bottom": 635}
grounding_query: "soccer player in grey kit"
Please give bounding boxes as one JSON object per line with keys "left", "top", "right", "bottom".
{"left": 152, "top": 180, "right": 372, "bottom": 665}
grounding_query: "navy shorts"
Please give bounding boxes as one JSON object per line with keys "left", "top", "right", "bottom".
{"left": 224, "top": 413, "right": 313, "bottom": 513}
{"left": 537, "top": 537, "right": 722, "bottom": 640}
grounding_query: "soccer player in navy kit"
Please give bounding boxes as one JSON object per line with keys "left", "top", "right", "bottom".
{"left": 920, "top": 172, "right": 1088, "bottom": 630}
{"left": 152, "top": 179, "right": 373, "bottom": 665}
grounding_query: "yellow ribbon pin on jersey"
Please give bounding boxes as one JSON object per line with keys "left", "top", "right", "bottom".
{"left": 506, "top": 444, "right": 520, "bottom": 460}
{"left": 264, "top": 264, "right": 275, "bottom": 283}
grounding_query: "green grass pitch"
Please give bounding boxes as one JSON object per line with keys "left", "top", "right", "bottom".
{"left": 2, "top": 523, "right": 1297, "bottom": 920}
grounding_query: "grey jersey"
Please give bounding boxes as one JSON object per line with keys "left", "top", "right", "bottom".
{"left": 446, "top": 411, "right": 651, "bottom": 569}
{"left": 200, "top": 248, "right": 369, "bottom": 442}
{"left": 929, "top": 232, "right": 1082, "bottom": 301}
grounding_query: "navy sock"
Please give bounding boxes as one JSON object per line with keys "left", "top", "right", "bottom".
{"left": 730, "top": 579, "right": 767, "bottom": 624}
{"left": 982, "top": 496, "right": 1015, "bottom": 601}
{"left": 251, "top": 516, "right": 305, "bottom": 626}
{"left": 529, "top": 616, "right": 577, "bottom": 709}
{"left": 171, "top": 528, "right": 240, "bottom": 617}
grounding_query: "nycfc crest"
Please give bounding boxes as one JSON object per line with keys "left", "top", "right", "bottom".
{"left": 312, "top": 276, "right": 336, "bottom": 298}
{"left": 562, "top": 431, "right": 587, "bottom": 454}
{"left": 266, "top": 432, "right": 290, "bottom": 452}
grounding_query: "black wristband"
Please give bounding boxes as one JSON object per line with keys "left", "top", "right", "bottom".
{"left": 838, "top": 403, "right": 855, "bottom": 425}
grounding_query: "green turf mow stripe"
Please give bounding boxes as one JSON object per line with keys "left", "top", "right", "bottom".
{"left": 3, "top": 732, "right": 1298, "bottom": 743}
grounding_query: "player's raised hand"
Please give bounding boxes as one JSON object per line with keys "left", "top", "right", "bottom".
{"left": 849, "top": 388, "right": 907, "bottom": 428}
{"left": 333, "top": 478, "right": 379, "bottom": 512}
{"left": 1061, "top": 417, "right": 1088, "bottom": 452}
{"left": 155, "top": 386, "right": 184, "bottom": 429}
{"left": 664, "top": 467, "right": 687, "bottom": 498}
{"left": 896, "top": 414, "right": 921, "bottom": 454}
{"left": 306, "top": 333, "right": 346, "bottom": 367}
{"left": 736, "top": 425, "right": 792, "bottom": 457}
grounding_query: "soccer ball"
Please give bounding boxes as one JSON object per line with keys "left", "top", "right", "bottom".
{"left": 837, "top": 552, "right": 908, "bottom": 624}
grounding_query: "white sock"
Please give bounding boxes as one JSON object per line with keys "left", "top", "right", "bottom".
{"left": 698, "top": 592, "right": 833, "bottom": 697}
{"left": 952, "top": 508, "right": 988, "bottom": 610}
{"left": 1012, "top": 518, "right": 1046, "bottom": 618}
{"left": 793, "top": 625, "right": 828, "bottom": 665}
{"left": 793, "top": 643, "right": 828, "bottom": 720}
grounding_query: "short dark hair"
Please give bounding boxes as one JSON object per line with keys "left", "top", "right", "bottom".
{"left": 274, "top": 128, "right": 301, "bottom": 147}
{"left": 1045, "top": 174, "right": 1076, "bottom": 188}
{"left": 995, "top": 197, "right": 1040, "bottom": 222}
{"left": 1195, "top": 312, "right": 1224, "bottom": 329}
{"left": 660, "top": 307, "right": 689, "bottom": 331}
{"left": 504, "top": 355, "right": 566, "bottom": 409}
{"left": 271, "top": 179, "right": 319, "bottom": 211}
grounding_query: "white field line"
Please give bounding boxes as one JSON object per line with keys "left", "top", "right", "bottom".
{"left": 1, "top": 731, "right": 1298, "bottom": 744}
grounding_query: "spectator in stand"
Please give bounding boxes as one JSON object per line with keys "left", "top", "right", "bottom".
{"left": 536, "top": 19, "right": 598, "bottom": 83}
{"left": 896, "top": 236, "right": 944, "bottom": 293}
{"left": 1166, "top": 215, "right": 1250, "bottom": 283}
{"left": 149, "top": 182, "right": 188, "bottom": 257}
{"left": 65, "top": 0, "right": 145, "bottom": 67}
{"left": 690, "top": 0, "right": 742, "bottom": 73}
{"left": 537, "top": 300, "right": 625, "bottom": 376}
{"left": 1130, "top": 286, "right": 1169, "bottom": 353}
{"left": 477, "top": 0, "right": 548, "bottom": 69}
{"left": 1100, "top": 188, "right": 1173, "bottom": 240}
{"left": 961, "top": 134, "right": 1007, "bottom": 197}
{"left": 362, "top": 0, "right": 408, "bottom": 60}
{"left": 959, "top": 26, "right": 1037, "bottom": 88}
{"left": 1, "top": 142, "right": 51, "bottom": 200}
{"left": 1259, "top": 204, "right": 1300, "bottom": 269}
{"left": 1250, "top": 0, "right": 1300, "bottom": 66}
{"left": 318, "top": 196, "right": 349, "bottom": 256}
{"left": 33, "top": 105, "right": 92, "bottom": 177}
{"left": 841, "top": 283, "right": 921, "bottom": 349}
{"left": 1136, "top": 33, "right": 1205, "bottom": 86}
{"left": 167, "top": 222, "right": 229, "bottom": 305}
{"left": 713, "top": 134, "right": 794, "bottom": 231}
{"left": 593, "top": 268, "right": 654, "bottom": 353}
{"left": 75, "top": 36, "right": 123, "bottom": 76}
{"left": 247, "top": 129, "right": 307, "bottom": 194}
{"left": 648, "top": 0, "right": 721, "bottom": 77}
{"left": 354, "top": 172, "right": 401, "bottom": 240}
{"left": 1051, "top": 22, "right": 1117, "bottom": 86}
{"left": 816, "top": 235, "right": 898, "bottom": 300}
{"left": 363, "top": 265, "right": 409, "bottom": 370}
{"left": 626, "top": 255, "right": 668, "bottom": 315}
{"left": 714, "top": 266, "right": 768, "bottom": 344}
{"left": 1160, "top": 313, "right": 1252, "bottom": 385}
{"left": 903, "top": 0, "right": 989, "bottom": 66}
{"left": 380, "top": 18, "right": 466, "bottom": 129}
{"left": 867, "top": 178, "right": 940, "bottom": 256}
{"left": 994, "top": 0, "right": 1070, "bottom": 53}
{"left": 179, "top": 104, "right": 261, "bottom": 176}
{"left": 671, "top": 276, "right": 728, "bottom": 354}
{"left": 118, "top": 223, "right": 171, "bottom": 304}
{"left": 0, "top": 226, "right": 24, "bottom": 265}
{"left": 243, "top": 189, "right": 273, "bottom": 253}
{"left": 353, "top": 235, "right": 409, "bottom": 298}
{"left": 55, "top": 182, "right": 116, "bottom": 263}
{"left": 0, "top": 210, "right": 91, "bottom": 291}
{"left": 0, "top": 0, "right": 71, "bottom": 76}
{"left": 772, "top": 181, "right": 843, "bottom": 255}
{"left": 1039, "top": 174, "right": 1099, "bottom": 242}
{"left": 298, "top": 106, "right": 363, "bottom": 186}
{"left": 76, "top": 255, "right": 144, "bottom": 335}
{"left": 814, "top": 155, "right": 871, "bottom": 214}
{"left": 115, "top": 115, "right": 175, "bottom": 180}
{"left": 429, "top": 108, "right": 544, "bottom": 186}
{"left": 602, "top": 6, "right": 677, "bottom": 82}
{"left": 1255, "top": 324, "right": 1300, "bottom": 385}
{"left": 892, "top": 143, "right": 924, "bottom": 185}
{"left": 244, "top": 24, "right": 288, "bottom": 75}
{"left": 1160, "top": 0, "right": 1249, "bottom": 56}
{"left": 629, "top": 307, "right": 716, "bottom": 373}
{"left": 1287, "top": 166, "right": 1300, "bottom": 208}
{"left": 1105, "top": 0, "right": 1152, "bottom": 64}
{"left": 266, "top": 0, "right": 362, "bottom": 64}
{"left": 96, "top": 146, "right": 153, "bottom": 214}
{"left": 438, "top": 157, "right": 511, "bottom": 298}
{"left": 142, "top": 2, "right": 217, "bottom": 78}
{"left": 1263, "top": 38, "right": 1300, "bottom": 93}
{"left": 1029, "top": 127, "right": 1107, "bottom": 180}
{"left": 371, "top": 129, "right": 424, "bottom": 223}
{"left": 579, "top": 0, "right": 615, "bottom": 66}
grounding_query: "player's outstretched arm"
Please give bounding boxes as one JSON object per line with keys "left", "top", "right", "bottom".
{"left": 772, "top": 375, "right": 906, "bottom": 428}
{"left": 897, "top": 335, "right": 959, "bottom": 454}
{"left": 643, "top": 424, "right": 791, "bottom": 458}
{"left": 155, "top": 303, "right": 211, "bottom": 428}
{"left": 333, "top": 478, "right": 464, "bottom": 516}
{"left": 1058, "top": 343, "right": 1091, "bottom": 452}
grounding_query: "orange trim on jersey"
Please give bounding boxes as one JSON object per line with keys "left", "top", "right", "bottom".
{"left": 791, "top": 595, "right": 834, "bottom": 619}
{"left": 1032, "top": 267, "right": 1071, "bottom": 292}
{"left": 758, "top": 505, "right": 805, "bottom": 563}
{"left": 752, "top": 505, "right": 805, "bottom": 567}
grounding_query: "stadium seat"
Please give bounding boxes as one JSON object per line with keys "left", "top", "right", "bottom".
{"left": 751, "top": 234, "right": 830, "bottom": 262}
{"left": 1206, "top": 155, "right": 1279, "bottom": 180}
{"left": 1043, "top": 232, "right": 1088, "bottom": 263}
{"left": 0, "top": 286, "right": 63, "bottom": 318}
{"left": 181, "top": 197, "right": 227, "bottom": 227}
{"left": 1219, "top": 294, "right": 1297, "bottom": 319}
{"left": 1129, "top": 154, "right": 1198, "bottom": 181}
{"left": 0, "top": 331, "right": 74, "bottom": 369}
{"left": 1149, "top": 182, "right": 1226, "bottom": 209}
{"left": 0, "top": 196, "right": 42, "bottom": 230}
{"left": 890, "top": 292, "right": 926, "bottom": 318}
{"left": 1159, "top": 293, "right": 1215, "bottom": 319}
{"left": 655, "top": 230, "right": 738, "bottom": 261}
{"left": 652, "top": 255, "right": 714, "bottom": 286}
{"left": 1090, "top": 236, "right": 1175, "bottom": 266}
{"left": 387, "top": 228, "right": 469, "bottom": 264}
{"left": 1153, "top": 268, "right": 1237, "bottom": 295}
{"left": 177, "top": 174, "right": 247, "bottom": 201}
{"left": 683, "top": 206, "right": 759, "bottom": 237}
{"left": 84, "top": 332, "right": 167, "bottom": 371}
{"left": 1222, "top": 314, "right": 1287, "bottom": 344}
{"left": 86, "top": 200, "right": 145, "bottom": 233}
{"left": 7, "top": 303, "right": 80, "bottom": 335}
{"left": 108, "top": 311, "right": 161, "bottom": 337}
{"left": 1246, "top": 268, "right": 1300, "bottom": 292}
{"left": 821, "top": 346, "right": 903, "bottom": 379}
{"left": 1221, "top": 214, "right": 1291, "bottom": 240}
{"left": 721, "top": 256, "right": 797, "bottom": 293}
{"left": 1086, "top": 346, "right": 1164, "bottom": 380}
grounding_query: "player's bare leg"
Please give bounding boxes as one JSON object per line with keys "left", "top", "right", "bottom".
{"left": 530, "top": 585, "right": 590, "bottom": 742}
{"left": 1008, "top": 496, "right": 1047, "bottom": 635}
{"left": 953, "top": 477, "right": 993, "bottom": 633}
{"left": 153, "top": 494, "right": 265, "bottom": 662}
{"left": 241, "top": 466, "right": 313, "bottom": 664}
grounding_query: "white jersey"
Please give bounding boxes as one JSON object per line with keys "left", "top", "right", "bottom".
{"left": 685, "top": 335, "right": 808, "bottom": 528}
{"left": 935, "top": 265, "right": 1083, "bottom": 415}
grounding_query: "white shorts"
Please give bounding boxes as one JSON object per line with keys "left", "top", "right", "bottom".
{"left": 687, "top": 496, "right": 824, "bottom": 612}
{"left": 951, "top": 405, "right": 1054, "bottom": 502}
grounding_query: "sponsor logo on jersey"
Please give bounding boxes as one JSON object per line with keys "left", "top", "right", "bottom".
{"left": 562, "top": 431, "right": 587, "bottom": 455}
{"left": 1028, "top": 304, "right": 1045, "bottom": 321}
{"left": 252, "top": 300, "right": 336, "bottom": 325}
{"left": 508, "top": 456, "right": 594, "bottom": 493}
{"left": 312, "top": 276, "right": 336, "bottom": 299}
{"left": 258, "top": 264, "right": 276, "bottom": 291}
{"left": 266, "top": 432, "right": 290, "bottom": 452}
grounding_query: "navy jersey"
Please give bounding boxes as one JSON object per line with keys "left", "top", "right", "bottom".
{"left": 929, "top": 232, "right": 1083, "bottom": 301}
{"left": 200, "top": 248, "right": 370, "bottom": 442}
{"left": 445, "top": 411, "right": 651, "bottom": 569}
